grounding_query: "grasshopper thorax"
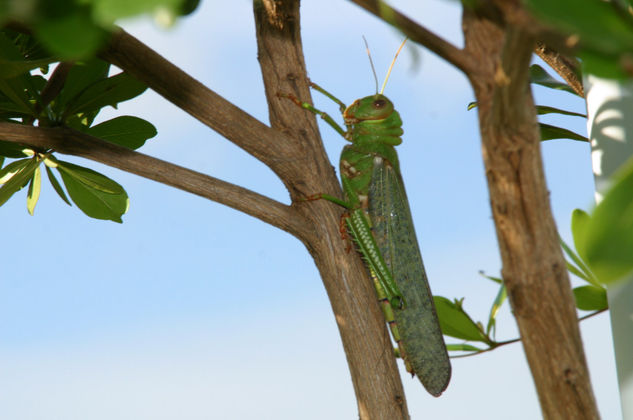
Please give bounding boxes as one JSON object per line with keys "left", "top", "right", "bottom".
{"left": 344, "top": 94, "right": 394, "bottom": 124}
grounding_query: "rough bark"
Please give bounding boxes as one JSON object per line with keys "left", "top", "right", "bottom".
{"left": 252, "top": 1, "right": 409, "bottom": 418}
{"left": 463, "top": 9, "right": 600, "bottom": 420}
{"left": 534, "top": 41, "right": 584, "bottom": 97}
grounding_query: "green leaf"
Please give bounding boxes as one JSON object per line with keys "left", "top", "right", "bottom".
{"left": 45, "top": 165, "right": 71, "bottom": 205}
{"left": 0, "top": 158, "right": 31, "bottom": 183}
{"left": 480, "top": 272, "right": 503, "bottom": 285}
{"left": 86, "top": 116, "right": 157, "bottom": 149}
{"left": 560, "top": 236, "right": 598, "bottom": 286}
{"left": 566, "top": 261, "right": 591, "bottom": 283}
{"left": 0, "top": 99, "right": 32, "bottom": 117}
{"left": 26, "top": 165, "right": 41, "bottom": 215}
{"left": 530, "top": 65, "right": 580, "bottom": 96}
{"left": 35, "top": 11, "right": 110, "bottom": 59}
{"left": 0, "top": 74, "right": 34, "bottom": 115}
{"left": 0, "top": 72, "right": 44, "bottom": 118}
{"left": 434, "top": 296, "right": 488, "bottom": 342}
{"left": 56, "top": 160, "right": 125, "bottom": 194}
{"left": 525, "top": 0, "right": 633, "bottom": 80}
{"left": 540, "top": 123, "right": 589, "bottom": 142}
{"left": 64, "top": 72, "right": 147, "bottom": 117}
{"left": 467, "top": 101, "right": 586, "bottom": 118}
{"left": 55, "top": 59, "right": 110, "bottom": 113}
{"left": 6, "top": 30, "right": 52, "bottom": 63}
{"left": 446, "top": 343, "right": 484, "bottom": 352}
{"left": 57, "top": 162, "right": 128, "bottom": 222}
{"left": 0, "top": 139, "right": 32, "bottom": 158}
{"left": 573, "top": 285, "right": 608, "bottom": 311}
{"left": 0, "top": 31, "right": 54, "bottom": 78}
{"left": 178, "top": 0, "right": 200, "bottom": 15}
{"left": 486, "top": 283, "right": 507, "bottom": 337}
{"left": 92, "top": 0, "right": 185, "bottom": 24}
{"left": 572, "top": 209, "right": 591, "bottom": 264}
{"left": 0, "top": 158, "right": 39, "bottom": 206}
{"left": 64, "top": 109, "right": 102, "bottom": 131}
{"left": 536, "top": 105, "right": 586, "bottom": 118}
{"left": 25, "top": 74, "right": 46, "bottom": 104}
{"left": 580, "top": 49, "right": 630, "bottom": 80}
{"left": 525, "top": 0, "right": 633, "bottom": 54}
{"left": 583, "top": 159, "right": 633, "bottom": 283}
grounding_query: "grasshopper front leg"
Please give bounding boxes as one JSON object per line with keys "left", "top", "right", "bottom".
{"left": 308, "top": 81, "right": 347, "bottom": 114}
{"left": 277, "top": 93, "right": 348, "bottom": 138}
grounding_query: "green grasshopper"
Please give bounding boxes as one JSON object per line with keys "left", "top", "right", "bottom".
{"left": 282, "top": 40, "right": 451, "bottom": 396}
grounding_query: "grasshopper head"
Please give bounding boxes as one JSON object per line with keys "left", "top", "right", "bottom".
{"left": 343, "top": 94, "right": 394, "bottom": 123}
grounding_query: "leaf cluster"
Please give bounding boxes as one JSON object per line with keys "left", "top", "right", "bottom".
{"left": 0, "top": 30, "right": 155, "bottom": 222}
{"left": 0, "top": 0, "right": 200, "bottom": 59}
{"left": 434, "top": 256, "right": 607, "bottom": 358}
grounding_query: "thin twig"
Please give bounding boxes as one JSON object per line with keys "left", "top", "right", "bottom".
{"left": 449, "top": 338, "right": 520, "bottom": 359}
{"left": 449, "top": 308, "right": 607, "bottom": 359}
{"left": 24, "top": 62, "right": 74, "bottom": 126}
{"left": 579, "top": 308, "right": 607, "bottom": 321}
{"left": 534, "top": 42, "right": 584, "bottom": 97}
{"left": 348, "top": 0, "right": 474, "bottom": 74}
{"left": 38, "top": 62, "right": 74, "bottom": 110}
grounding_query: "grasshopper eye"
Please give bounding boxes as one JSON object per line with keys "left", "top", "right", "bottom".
{"left": 373, "top": 99, "right": 387, "bottom": 109}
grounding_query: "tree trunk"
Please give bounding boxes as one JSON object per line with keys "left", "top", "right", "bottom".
{"left": 252, "top": 1, "right": 409, "bottom": 418}
{"left": 463, "top": 10, "right": 600, "bottom": 420}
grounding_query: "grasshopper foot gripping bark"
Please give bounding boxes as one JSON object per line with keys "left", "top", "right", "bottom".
{"left": 284, "top": 40, "right": 451, "bottom": 396}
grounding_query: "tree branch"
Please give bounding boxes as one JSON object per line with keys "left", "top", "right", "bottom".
{"left": 467, "top": 1, "right": 585, "bottom": 94}
{"left": 489, "top": 0, "right": 578, "bottom": 55}
{"left": 463, "top": 6, "right": 600, "bottom": 416}
{"left": 253, "top": 1, "right": 409, "bottom": 418}
{"left": 38, "top": 62, "right": 74, "bottom": 110}
{"left": 450, "top": 308, "right": 608, "bottom": 359}
{"left": 534, "top": 42, "right": 584, "bottom": 97}
{"left": 348, "top": 0, "right": 475, "bottom": 74}
{"left": 99, "top": 29, "right": 307, "bottom": 193}
{"left": 0, "top": 122, "right": 304, "bottom": 235}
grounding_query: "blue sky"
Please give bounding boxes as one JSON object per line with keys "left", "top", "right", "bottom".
{"left": 0, "top": 0, "right": 622, "bottom": 418}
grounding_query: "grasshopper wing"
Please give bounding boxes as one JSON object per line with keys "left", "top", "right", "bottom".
{"left": 368, "top": 155, "right": 451, "bottom": 396}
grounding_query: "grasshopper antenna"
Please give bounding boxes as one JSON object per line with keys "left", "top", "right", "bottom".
{"left": 362, "top": 36, "right": 379, "bottom": 94}
{"left": 380, "top": 38, "right": 407, "bottom": 95}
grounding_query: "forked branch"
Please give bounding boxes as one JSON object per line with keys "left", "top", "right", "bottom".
{"left": 99, "top": 29, "right": 304, "bottom": 186}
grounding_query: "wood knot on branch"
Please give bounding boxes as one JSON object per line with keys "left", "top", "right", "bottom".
{"left": 565, "top": 34, "right": 580, "bottom": 48}
{"left": 261, "top": 0, "right": 291, "bottom": 31}
{"left": 563, "top": 367, "right": 579, "bottom": 386}
{"left": 494, "top": 63, "right": 511, "bottom": 87}
{"left": 505, "top": 281, "right": 528, "bottom": 316}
